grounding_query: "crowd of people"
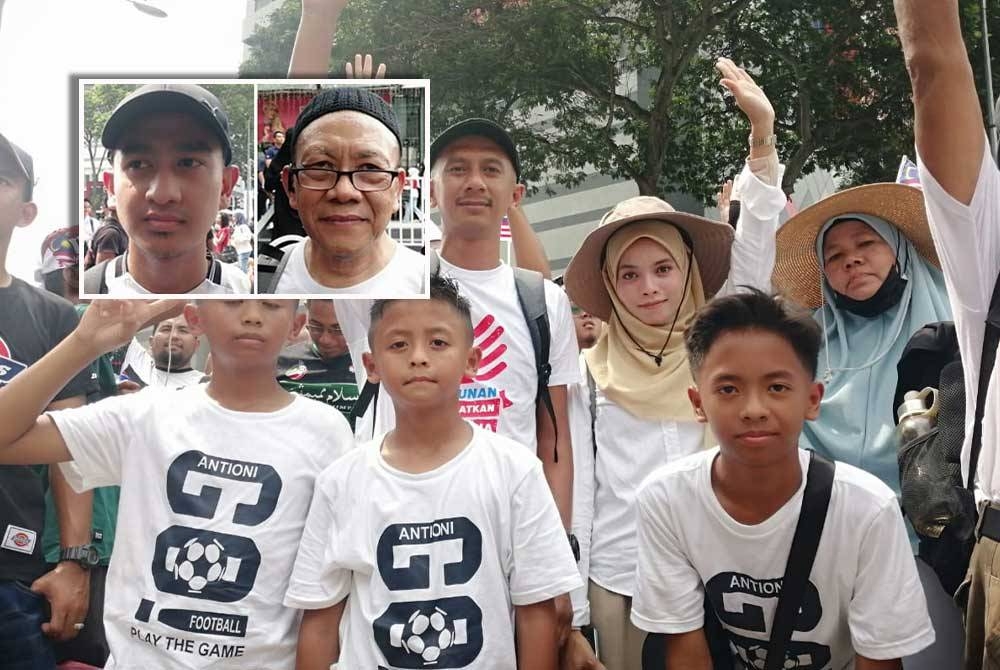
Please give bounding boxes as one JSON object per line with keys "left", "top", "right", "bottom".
{"left": 0, "top": 0, "right": 998, "bottom": 669}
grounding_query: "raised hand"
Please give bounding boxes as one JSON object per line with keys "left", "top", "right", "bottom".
{"left": 76, "top": 300, "right": 185, "bottom": 357}
{"left": 716, "top": 179, "right": 733, "bottom": 225}
{"left": 345, "top": 53, "right": 387, "bottom": 79}
{"left": 716, "top": 57, "right": 775, "bottom": 130}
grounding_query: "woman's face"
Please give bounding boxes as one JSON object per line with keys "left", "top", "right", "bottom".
{"left": 614, "top": 237, "right": 687, "bottom": 326}
{"left": 821, "top": 219, "right": 897, "bottom": 301}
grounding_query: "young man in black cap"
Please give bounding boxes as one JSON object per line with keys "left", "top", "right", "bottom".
{"left": 266, "top": 86, "right": 426, "bottom": 296}
{"left": 83, "top": 84, "right": 249, "bottom": 296}
{"left": 0, "top": 131, "right": 97, "bottom": 667}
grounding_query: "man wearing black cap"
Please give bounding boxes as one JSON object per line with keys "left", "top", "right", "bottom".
{"left": 83, "top": 84, "right": 249, "bottom": 295}
{"left": 266, "top": 86, "right": 426, "bottom": 295}
{"left": 0, "top": 132, "right": 97, "bottom": 667}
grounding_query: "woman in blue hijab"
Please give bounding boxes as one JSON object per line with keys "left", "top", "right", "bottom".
{"left": 773, "top": 183, "right": 959, "bottom": 668}
{"left": 773, "top": 183, "right": 950, "bottom": 493}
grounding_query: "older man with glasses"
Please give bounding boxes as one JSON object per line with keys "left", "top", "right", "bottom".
{"left": 266, "top": 87, "right": 427, "bottom": 296}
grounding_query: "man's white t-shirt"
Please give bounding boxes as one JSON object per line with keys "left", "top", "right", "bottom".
{"left": 102, "top": 256, "right": 251, "bottom": 295}
{"left": 566, "top": 355, "right": 595, "bottom": 627}
{"left": 917, "top": 141, "right": 1000, "bottom": 500}
{"left": 284, "top": 426, "right": 582, "bottom": 669}
{"left": 231, "top": 224, "right": 253, "bottom": 255}
{"left": 120, "top": 338, "right": 204, "bottom": 389}
{"left": 631, "top": 448, "right": 935, "bottom": 667}
{"left": 337, "top": 258, "right": 581, "bottom": 451}
{"left": 274, "top": 237, "right": 426, "bottom": 297}
{"left": 49, "top": 386, "right": 354, "bottom": 670}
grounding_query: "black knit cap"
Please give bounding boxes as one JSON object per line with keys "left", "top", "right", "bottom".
{"left": 272, "top": 87, "right": 402, "bottom": 172}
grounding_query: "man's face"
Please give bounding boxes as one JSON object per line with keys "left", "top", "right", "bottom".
{"left": 305, "top": 299, "right": 347, "bottom": 360}
{"left": 185, "top": 300, "right": 304, "bottom": 372}
{"left": 0, "top": 154, "right": 36, "bottom": 237}
{"left": 430, "top": 136, "right": 523, "bottom": 239}
{"left": 570, "top": 302, "right": 601, "bottom": 349}
{"left": 688, "top": 329, "right": 823, "bottom": 470}
{"left": 108, "top": 111, "right": 239, "bottom": 262}
{"left": 273, "top": 132, "right": 285, "bottom": 148}
{"left": 150, "top": 315, "right": 199, "bottom": 370}
{"left": 83, "top": 200, "right": 93, "bottom": 217}
{"left": 283, "top": 111, "right": 403, "bottom": 262}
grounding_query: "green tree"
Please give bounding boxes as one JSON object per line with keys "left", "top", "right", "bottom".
{"left": 241, "top": 0, "right": 1000, "bottom": 200}
{"left": 239, "top": 0, "right": 301, "bottom": 78}
{"left": 204, "top": 84, "right": 255, "bottom": 178}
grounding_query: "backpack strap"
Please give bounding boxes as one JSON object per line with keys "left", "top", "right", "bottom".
{"left": 349, "top": 379, "right": 380, "bottom": 434}
{"left": 967, "top": 273, "right": 1000, "bottom": 490}
{"left": 586, "top": 360, "right": 597, "bottom": 455}
{"left": 512, "top": 266, "right": 558, "bottom": 460}
{"left": 83, "top": 258, "right": 112, "bottom": 295}
{"left": 763, "top": 452, "right": 835, "bottom": 670}
{"left": 263, "top": 246, "right": 294, "bottom": 294}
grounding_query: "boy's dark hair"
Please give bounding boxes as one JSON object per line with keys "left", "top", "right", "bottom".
{"left": 685, "top": 288, "right": 822, "bottom": 379}
{"left": 368, "top": 273, "right": 474, "bottom": 346}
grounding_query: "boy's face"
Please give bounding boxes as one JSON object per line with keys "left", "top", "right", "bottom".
{"left": 184, "top": 300, "right": 304, "bottom": 372}
{"left": 687, "top": 329, "right": 823, "bottom": 468}
{"left": 363, "top": 300, "right": 481, "bottom": 410}
{"left": 430, "top": 136, "right": 524, "bottom": 238}
{"left": 0, "top": 158, "right": 36, "bottom": 237}
{"left": 108, "top": 111, "right": 239, "bottom": 263}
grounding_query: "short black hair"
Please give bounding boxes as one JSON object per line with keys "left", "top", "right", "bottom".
{"left": 685, "top": 288, "right": 821, "bottom": 379}
{"left": 368, "top": 273, "right": 474, "bottom": 347}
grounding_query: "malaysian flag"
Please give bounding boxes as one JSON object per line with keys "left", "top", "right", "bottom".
{"left": 500, "top": 214, "right": 512, "bottom": 240}
{"left": 896, "top": 156, "right": 921, "bottom": 188}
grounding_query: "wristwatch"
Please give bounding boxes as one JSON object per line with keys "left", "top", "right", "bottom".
{"left": 567, "top": 532, "right": 581, "bottom": 563}
{"left": 59, "top": 545, "right": 100, "bottom": 570}
{"left": 749, "top": 133, "right": 777, "bottom": 148}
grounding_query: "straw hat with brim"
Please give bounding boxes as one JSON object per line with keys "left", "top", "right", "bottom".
{"left": 772, "top": 183, "right": 939, "bottom": 310}
{"left": 564, "top": 196, "right": 735, "bottom": 322}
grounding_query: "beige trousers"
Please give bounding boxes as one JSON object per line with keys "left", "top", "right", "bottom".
{"left": 588, "top": 580, "right": 646, "bottom": 670}
{"left": 964, "top": 533, "right": 1000, "bottom": 669}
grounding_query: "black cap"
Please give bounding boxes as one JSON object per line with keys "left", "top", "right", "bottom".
{"left": 0, "top": 132, "right": 35, "bottom": 200}
{"left": 271, "top": 87, "right": 402, "bottom": 172}
{"left": 101, "top": 84, "right": 233, "bottom": 165}
{"left": 430, "top": 118, "right": 520, "bottom": 181}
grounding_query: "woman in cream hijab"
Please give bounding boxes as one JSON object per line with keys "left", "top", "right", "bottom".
{"left": 561, "top": 58, "right": 787, "bottom": 670}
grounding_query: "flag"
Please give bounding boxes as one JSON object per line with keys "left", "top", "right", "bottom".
{"left": 896, "top": 156, "right": 921, "bottom": 188}
{"left": 500, "top": 214, "right": 512, "bottom": 240}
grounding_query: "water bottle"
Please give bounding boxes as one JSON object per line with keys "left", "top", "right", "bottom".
{"left": 895, "top": 387, "right": 939, "bottom": 445}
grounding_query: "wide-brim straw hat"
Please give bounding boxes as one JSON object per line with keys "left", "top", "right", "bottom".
{"left": 772, "top": 183, "right": 939, "bottom": 309}
{"left": 564, "top": 196, "right": 735, "bottom": 321}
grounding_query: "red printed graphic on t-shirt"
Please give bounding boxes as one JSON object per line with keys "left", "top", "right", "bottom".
{"left": 459, "top": 314, "right": 514, "bottom": 431}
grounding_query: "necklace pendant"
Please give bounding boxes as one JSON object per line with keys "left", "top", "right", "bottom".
{"left": 653, "top": 355, "right": 662, "bottom": 367}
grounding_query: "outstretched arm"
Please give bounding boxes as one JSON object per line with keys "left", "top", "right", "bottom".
{"left": 0, "top": 300, "right": 182, "bottom": 465}
{"left": 289, "top": 0, "right": 386, "bottom": 78}
{"left": 895, "top": 0, "right": 984, "bottom": 205}
{"left": 509, "top": 205, "right": 552, "bottom": 278}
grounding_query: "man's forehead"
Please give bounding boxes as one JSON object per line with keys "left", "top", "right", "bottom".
{"left": 307, "top": 300, "right": 338, "bottom": 322}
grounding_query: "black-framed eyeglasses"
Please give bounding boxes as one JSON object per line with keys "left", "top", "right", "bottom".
{"left": 306, "top": 323, "right": 344, "bottom": 338}
{"left": 290, "top": 166, "right": 397, "bottom": 192}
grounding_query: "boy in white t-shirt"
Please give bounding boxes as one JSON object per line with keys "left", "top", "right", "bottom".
{"left": 631, "top": 289, "right": 935, "bottom": 669}
{"left": 0, "top": 299, "right": 355, "bottom": 669}
{"left": 286, "top": 274, "right": 582, "bottom": 669}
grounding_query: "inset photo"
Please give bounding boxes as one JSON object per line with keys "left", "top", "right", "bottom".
{"left": 79, "top": 80, "right": 256, "bottom": 297}
{"left": 256, "top": 80, "right": 429, "bottom": 298}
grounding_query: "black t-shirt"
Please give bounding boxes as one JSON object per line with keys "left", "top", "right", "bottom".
{"left": 276, "top": 342, "right": 359, "bottom": 420}
{"left": 0, "top": 278, "right": 96, "bottom": 581}
{"left": 92, "top": 219, "right": 128, "bottom": 257}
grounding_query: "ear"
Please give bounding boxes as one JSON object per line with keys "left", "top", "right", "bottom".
{"left": 687, "top": 385, "right": 708, "bottom": 424}
{"left": 218, "top": 165, "right": 240, "bottom": 210}
{"left": 465, "top": 345, "right": 483, "bottom": 380}
{"left": 510, "top": 182, "right": 526, "bottom": 208}
{"left": 429, "top": 175, "right": 438, "bottom": 209}
{"left": 362, "top": 351, "right": 381, "bottom": 384}
{"left": 280, "top": 166, "right": 298, "bottom": 210}
{"left": 389, "top": 169, "right": 405, "bottom": 214}
{"left": 804, "top": 380, "right": 825, "bottom": 421}
{"left": 288, "top": 310, "right": 307, "bottom": 342}
{"left": 183, "top": 303, "right": 205, "bottom": 337}
{"left": 15, "top": 201, "right": 37, "bottom": 229}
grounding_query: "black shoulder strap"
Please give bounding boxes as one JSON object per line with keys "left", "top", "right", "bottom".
{"left": 264, "top": 247, "right": 294, "bottom": 294}
{"left": 512, "top": 266, "right": 558, "bottom": 461}
{"left": 586, "top": 360, "right": 597, "bottom": 455}
{"left": 349, "top": 379, "right": 380, "bottom": 434}
{"left": 83, "top": 258, "right": 112, "bottom": 295}
{"left": 764, "top": 452, "right": 835, "bottom": 670}
{"left": 967, "top": 273, "right": 1000, "bottom": 490}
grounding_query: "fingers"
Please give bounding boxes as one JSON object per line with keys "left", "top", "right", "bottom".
{"left": 375, "top": 62, "right": 387, "bottom": 79}
{"left": 722, "top": 179, "right": 733, "bottom": 200}
{"left": 344, "top": 60, "right": 354, "bottom": 77}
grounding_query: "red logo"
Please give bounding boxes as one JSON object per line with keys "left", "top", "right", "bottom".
{"left": 459, "top": 314, "right": 514, "bottom": 430}
{"left": 11, "top": 532, "right": 29, "bottom": 548}
{"left": 0, "top": 336, "right": 10, "bottom": 359}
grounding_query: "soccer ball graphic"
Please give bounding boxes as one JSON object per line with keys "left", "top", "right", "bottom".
{"left": 164, "top": 537, "right": 240, "bottom": 594}
{"left": 733, "top": 641, "right": 805, "bottom": 670}
{"left": 389, "top": 605, "right": 467, "bottom": 665}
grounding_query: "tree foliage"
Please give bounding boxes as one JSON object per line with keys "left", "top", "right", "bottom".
{"left": 240, "top": 0, "right": 1000, "bottom": 201}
